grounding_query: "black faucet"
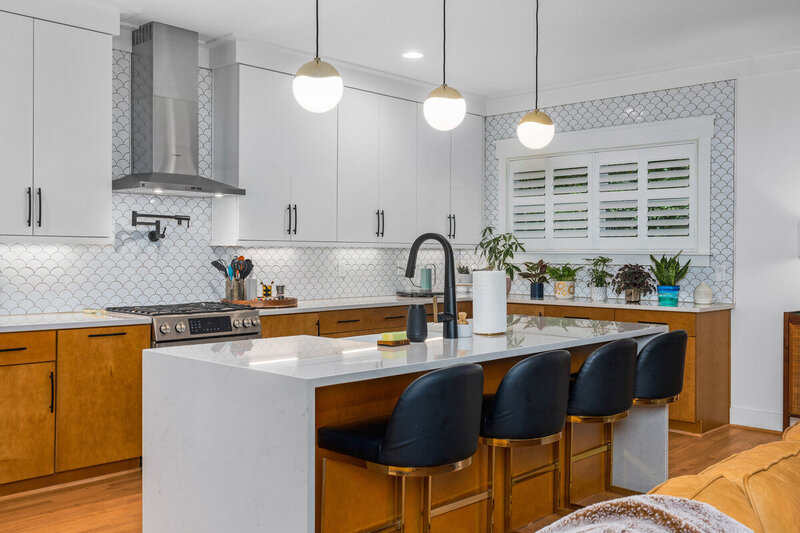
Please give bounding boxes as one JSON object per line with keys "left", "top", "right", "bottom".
{"left": 405, "top": 233, "right": 457, "bottom": 339}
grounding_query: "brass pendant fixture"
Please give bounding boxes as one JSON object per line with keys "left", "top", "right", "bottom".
{"left": 517, "top": 0, "right": 555, "bottom": 149}
{"left": 423, "top": 0, "right": 466, "bottom": 131}
{"left": 293, "top": 0, "right": 343, "bottom": 113}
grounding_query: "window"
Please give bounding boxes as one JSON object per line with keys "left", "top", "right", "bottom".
{"left": 498, "top": 117, "right": 713, "bottom": 260}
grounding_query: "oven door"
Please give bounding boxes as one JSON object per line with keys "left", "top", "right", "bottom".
{"left": 152, "top": 332, "right": 262, "bottom": 348}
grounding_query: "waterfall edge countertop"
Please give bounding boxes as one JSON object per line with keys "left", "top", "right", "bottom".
{"left": 142, "top": 316, "right": 670, "bottom": 533}
{"left": 143, "top": 315, "right": 667, "bottom": 387}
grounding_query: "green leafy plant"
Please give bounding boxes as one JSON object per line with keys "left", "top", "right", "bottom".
{"left": 649, "top": 252, "right": 691, "bottom": 286}
{"left": 519, "top": 260, "right": 548, "bottom": 284}
{"left": 456, "top": 264, "right": 471, "bottom": 275}
{"left": 475, "top": 226, "right": 526, "bottom": 280}
{"left": 546, "top": 264, "right": 582, "bottom": 282}
{"left": 584, "top": 256, "right": 613, "bottom": 287}
{"left": 611, "top": 264, "right": 655, "bottom": 296}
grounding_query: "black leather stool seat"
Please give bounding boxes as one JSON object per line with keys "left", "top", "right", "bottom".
{"left": 318, "top": 363, "right": 484, "bottom": 468}
{"left": 318, "top": 416, "right": 388, "bottom": 464}
{"left": 567, "top": 338, "right": 638, "bottom": 418}
{"left": 634, "top": 330, "right": 688, "bottom": 401}
{"left": 480, "top": 350, "right": 571, "bottom": 440}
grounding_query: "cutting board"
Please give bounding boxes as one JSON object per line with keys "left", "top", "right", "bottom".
{"left": 223, "top": 297, "right": 298, "bottom": 309}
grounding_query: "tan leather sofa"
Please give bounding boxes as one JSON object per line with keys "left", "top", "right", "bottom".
{"left": 649, "top": 424, "right": 800, "bottom": 533}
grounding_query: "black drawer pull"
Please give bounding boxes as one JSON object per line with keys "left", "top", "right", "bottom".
{"left": 384, "top": 315, "right": 405, "bottom": 320}
{"left": 336, "top": 319, "right": 361, "bottom": 324}
{"left": 88, "top": 332, "right": 128, "bottom": 338}
{"left": 0, "top": 346, "right": 27, "bottom": 353}
{"left": 564, "top": 316, "right": 589, "bottom": 320}
{"left": 49, "top": 371, "right": 54, "bottom": 413}
{"left": 638, "top": 321, "right": 668, "bottom": 326}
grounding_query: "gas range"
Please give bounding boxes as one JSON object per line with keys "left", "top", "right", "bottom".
{"left": 107, "top": 302, "right": 262, "bottom": 346}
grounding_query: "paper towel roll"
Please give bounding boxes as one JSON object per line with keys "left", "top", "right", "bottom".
{"left": 472, "top": 270, "right": 508, "bottom": 335}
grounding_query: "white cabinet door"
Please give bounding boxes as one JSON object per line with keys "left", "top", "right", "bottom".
{"left": 290, "top": 98, "right": 338, "bottom": 242}
{"left": 0, "top": 12, "right": 33, "bottom": 236}
{"left": 379, "top": 97, "right": 418, "bottom": 244}
{"left": 450, "top": 113, "right": 485, "bottom": 245}
{"left": 33, "top": 20, "right": 111, "bottom": 238}
{"left": 416, "top": 105, "right": 451, "bottom": 237}
{"left": 237, "top": 66, "right": 292, "bottom": 242}
{"left": 338, "top": 88, "right": 380, "bottom": 243}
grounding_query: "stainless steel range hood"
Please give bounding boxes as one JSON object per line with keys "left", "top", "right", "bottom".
{"left": 114, "top": 22, "right": 245, "bottom": 197}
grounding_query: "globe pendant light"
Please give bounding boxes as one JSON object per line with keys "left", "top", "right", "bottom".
{"left": 423, "top": 0, "right": 466, "bottom": 131}
{"left": 517, "top": 0, "right": 555, "bottom": 149}
{"left": 293, "top": 0, "right": 343, "bottom": 113}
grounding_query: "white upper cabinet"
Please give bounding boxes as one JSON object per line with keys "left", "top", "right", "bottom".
{"left": 337, "top": 89, "right": 418, "bottom": 244}
{"left": 33, "top": 20, "right": 111, "bottom": 238}
{"left": 379, "top": 97, "right": 418, "bottom": 244}
{"left": 416, "top": 105, "right": 452, "bottom": 237}
{"left": 338, "top": 89, "right": 381, "bottom": 243}
{"left": 0, "top": 15, "right": 110, "bottom": 241}
{"left": 0, "top": 12, "right": 33, "bottom": 237}
{"left": 450, "top": 113, "right": 485, "bottom": 245}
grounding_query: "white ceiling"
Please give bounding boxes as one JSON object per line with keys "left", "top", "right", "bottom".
{"left": 113, "top": 0, "right": 800, "bottom": 98}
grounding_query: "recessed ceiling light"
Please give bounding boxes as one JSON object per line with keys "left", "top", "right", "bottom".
{"left": 402, "top": 51, "right": 424, "bottom": 59}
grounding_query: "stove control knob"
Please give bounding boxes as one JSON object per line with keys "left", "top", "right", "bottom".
{"left": 175, "top": 322, "right": 186, "bottom": 333}
{"left": 243, "top": 318, "right": 252, "bottom": 327}
{"left": 159, "top": 324, "right": 171, "bottom": 334}
{"left": 233, "top": 318, "right": 243, "bottom": 328}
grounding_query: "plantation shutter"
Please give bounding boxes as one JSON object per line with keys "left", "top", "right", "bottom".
{"left": 506, "top": 142, "right": 697, "bottom": 252}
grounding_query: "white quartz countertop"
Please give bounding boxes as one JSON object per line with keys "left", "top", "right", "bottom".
{"left": 0, "top": 312, "right": 152, "bottom": 333}
{"left": 144, "top": 315, "right": 667, "bottom": 387}
{"left": 256, "top": 295, "right": 470, "bottom": 315}
{"left": 507, "top": 295, "right": 734, "bottom": 313}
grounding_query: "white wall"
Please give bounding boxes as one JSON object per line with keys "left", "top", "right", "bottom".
{"left": 732, "top": 68, "right": 800, "bottom": 430}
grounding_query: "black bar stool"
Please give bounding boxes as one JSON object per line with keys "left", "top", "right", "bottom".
{"left": 318, "top": 364, "right": 484, "bottom": 533}
{"left": 563, "top": 338, "right": 637, "bottom": 507}
{"left": 633, "top": 330, "right": 688, "bottom": 405}
{"left": 480, "top": 350, "right": 571, "bottom": 533}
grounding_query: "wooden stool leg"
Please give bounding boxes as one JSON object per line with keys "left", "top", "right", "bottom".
{"left": 321, "top": 457, "right": 328, "bottom": 533}
{"left": 564, "top": 422, "right": 574, "bottom": 508}
{"left": 398, "top": 477, "right": 406, "bottom": 532}
{"left": 605, "top": 422, "right": 613, "bottom": 491}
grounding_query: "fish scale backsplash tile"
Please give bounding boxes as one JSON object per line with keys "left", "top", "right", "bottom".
{"left": 0, "top": 50, "right": 733, "bottom": 314}
{"left": 487, "top": 81, "right": 735, "bottom": 303}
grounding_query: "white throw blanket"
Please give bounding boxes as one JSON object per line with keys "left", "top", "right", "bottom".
{"left": 538, "top": 495, "right": 752, "bottom": 533}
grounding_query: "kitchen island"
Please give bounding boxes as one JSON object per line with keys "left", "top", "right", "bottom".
{"left": 142, "top": 316, "right": 668, "bottom": 532}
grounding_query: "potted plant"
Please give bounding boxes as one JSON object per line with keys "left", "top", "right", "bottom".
{"left": 585, "top": 256, "right": 612, "bottom": 302}
{"left": 456, "top": 264, "right": 472, "bottom": 284}
{"left": 474, "top": 226, "right": 525, "bottom": 295}
{"left": 520, "top": 260, "right": 548, "bottom": 300}
{"left": 611, "top": 264, "right": 655, "bottom": 303}
{"left": 650, "top": 252, "right": 691, "bottom": 307}
{"left": 546, "top": 264, "right": 582, "bottom": 300}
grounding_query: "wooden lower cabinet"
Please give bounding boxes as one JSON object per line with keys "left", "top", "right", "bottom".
{"left": 0, "top": 361, "right": 55, "bottom": 484}
{"left": 509, "top": 302, "right": 731, "bottom": 434}
{"left": 55, "top": 325, "right": 150, "bottom": 472}
{"left": 261, "top": 312, "right": 320, "bottom": 338}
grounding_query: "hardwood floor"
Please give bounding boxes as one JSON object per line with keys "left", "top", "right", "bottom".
{"left": 0, "top": 426, "right": 783, "bottom": 533}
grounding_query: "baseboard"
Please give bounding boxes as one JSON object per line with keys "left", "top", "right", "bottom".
{"left": 730, "top": 407, "right": 783, "bottom": 431}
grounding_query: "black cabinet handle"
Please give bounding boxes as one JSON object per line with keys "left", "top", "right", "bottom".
{"left": 447, "top": 214, "right": 452, "bottom": 238}
{"left": 0, "top": 346, "right": 26, "bottom": 353}
{"left": 36, "top": 188, "right": 42, "bottom": 227}
{"left": 315, "top": 320, "right": 320, "bottom": 336}
{"left": 380, "top": 210, "right": 385, "bottom": 237}
{"left": 88, "top": 332, "right": 127, "bottom": 338}
{"left": 26, "top": 187, "right": 32, "bottom": 227}
{"left": 376, "top": 210, "right": 381, "bottom": 237}
{"left": 384, "top": 315, "right": 405, "bottom": 320}
{"left": 564, "top": 316, "right": 589, "bottom": 320}
{"left": 638, "top": 320, "right": 668, "bottom": 327}
{"left": 293, "top": 204, "right": 297, "bottom": 235}
{"left": 336, "top": 319, "right": 361, "bottom": 324}
{"left": 287, "top": 204, "right": 292, "bottom": 234}
{"left": 49, "top": 371, "right": 54, "bottom": 413}
{"left": 452, "top": 214, "right": 456, "bottom": 239}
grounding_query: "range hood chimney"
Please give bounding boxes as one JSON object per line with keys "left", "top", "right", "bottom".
{"left": 114, "top": 22, "right": 245, "bottom": 197}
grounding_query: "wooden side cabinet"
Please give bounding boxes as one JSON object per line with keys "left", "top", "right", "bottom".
{"left": 784, "top": 312, "right": 800, "bottom": 428}
{"left": 0, "top": 331, "right": 56, "bottom": 485}
{"left": 55, "top": 325, "right": 150, "bottom": 472}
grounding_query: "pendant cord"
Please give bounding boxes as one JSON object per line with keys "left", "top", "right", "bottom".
{"left": 535, "top": 0, "right": 539, "bottom": 110}
{"left": 442, "top": 0, "right": 447, "bottom": 86}
{"left": 315, "top": 0, "right": 320, "bottom": 58}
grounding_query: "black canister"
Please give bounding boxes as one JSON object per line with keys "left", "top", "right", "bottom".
{"left": 406, "top": 304, "right": 428, "bottom": 342}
